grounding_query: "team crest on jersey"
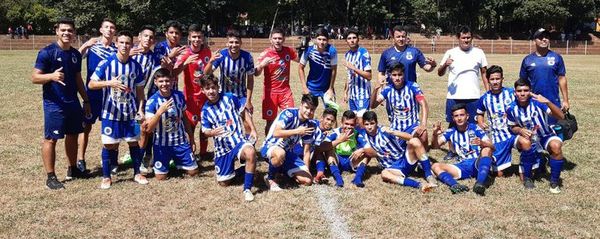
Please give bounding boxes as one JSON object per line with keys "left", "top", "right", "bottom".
{"left": 391, "top": 57, "right": 396, "bottom": 60}
{"left": 192, "top": 115, "right": 198, "bottom": 122}
{"left": 204, "top": 56, "right": 210, "bottom": 63}
{"left": 532, "top": 111, "right": 538, "bottom": 118}
{"left": 504, "top": 98, "right": 512, "bottom": 106}
{"left": 547, "top": 57, "right": 556, "bottom": 66}
{"left": 406, "top": 52, "right": 413, "bottom": 60}
{"left": 71, "top": 55, "right": 78, "bottom": 63}
{"left": 194, "top": 69, "right": 203, "bottom": 78}
{"left": 129, "top": 72, "right": 137, "bottom": 80}
{"left": 103, "top": 127, "right": 113, "bottom": 136}
{"left": 215, "top": 165, "right": 221, "bottom": 174}
{"left": 285, "top": 55, "right": 290, "bottom": 61}
{"left": 155, "top": 161, "right": 163, "bottom": 169}
{"left": 403, "top": 94, "right": 411, "bottom": 101}
{"left": 57, "top": 57, "right": 62, "bottom": 62}
{"left": 267, "top": 110, "right": 273, "bottom": 116}
{"left": 285, "top": 110, "right": 293, "bottom": 118}
{"left": 240, "top": 67, "right": 246, "bottom": 73}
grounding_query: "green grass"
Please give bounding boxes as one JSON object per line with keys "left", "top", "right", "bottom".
{"left": 0, "top": 49, "right": 599, "bottom": 238}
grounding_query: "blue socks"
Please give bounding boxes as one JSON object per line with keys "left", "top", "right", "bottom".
{"left": 398, "top": 177, "right": 420, "bottom": 189}
{"left": 438, "top": 172, "right": 458, "bottom": 186}
{"left": 244, "top": 172, "right": 254, "bottom": 190}
{"left": 419, "top": 155, "right": 433, "bottom": 178}
{"left": 549, "top": 158, "right": 564, "bottom": 184}
{"left": 520, "top": 148, "right": 538, "bottom": 178}
{"left": 316, "top": 160, "right": 326, "bottom": 174}
{"left": 352, "top": 163, "right": 366, "bottom": 187}
{"left": 267, "top": 163, "right": 280, "bottom": 180}
{"left": 129, "top": 146, "right": 142, "bottom": 175}
{"left": 476, "top": 156, "right": 492, "bottom": 184}
{"left": 329, "top": 164, "right": 344, "bottom": 187}
{"left": 101, "top": 148, "right": 118, "bottom": 178}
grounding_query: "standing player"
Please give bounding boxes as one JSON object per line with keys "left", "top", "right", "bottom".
{"left": 143, "top": 68, "right": 199, "bottom": 180}
{"left": 32, "top": 18, "right": 91, "bottom": 189}
{"left": 154, "top": 20, "right": 186, "bottom": 62}
{"left": 262, "top": 94, "right": 319, "bottom": 191}
{"left": 476, "top": 65, "right": 532, "bottom": 176}
{"left": 172, "top": 24, "right": 212, "bottom": 158}
{"left": 356, "top": 111, "right": 437, "bottom": 192}
{"left": 298, "top": 28, "right": 338, "bottom": 109}
{"left": 88, "top": 31, "right": 148, "bottom": 189}
{"left": 520, "top": 28, "right": 570, "bottom": 124}
{"left": 431, "top": 104, "right": 495, "bottom": 196}
{"left": 371, "top": 64, "right": 429, "bottom": 149}
{"left": 77, "top": 18, "right": 117, "bottom": 174}
{"left": 506, "top": 79, "right": 565, "bottom": 193}
{"left": 343, "top": 29, "right": 372, "bottom": 126}
{"left": 200, "top": 75, "right": 258, "bottom": 201}
{"left": 204, "top": 29, "right": 255, "bottom": 133}
{"left": 377, "top": 25, "right": 436, "bottom": 85}
{"left": 254, "top": 27, "right": 299, "bottom": 135}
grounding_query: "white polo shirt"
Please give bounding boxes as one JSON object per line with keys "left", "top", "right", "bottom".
{"left": 440, "top": 46, "right": 488, "bottom": 99}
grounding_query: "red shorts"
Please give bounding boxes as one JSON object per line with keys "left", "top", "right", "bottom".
{"left": 262, "top": 89, "right": 295, "bottom": 121}
{"left": 185, "top": 94, "right": 208, "bottom": 127}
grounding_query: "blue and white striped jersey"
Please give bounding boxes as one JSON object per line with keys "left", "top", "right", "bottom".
{"left": 201, "top": 93, "right": 247, "bottom": 158}
{"left": 145, "top": 90, "right": 188, "bottom": 146}
{"left": 262, "top": 108, "right": 312, "bottom": 151}
{"left": 154, "top": 40, "right": 180, "bottom": 59}
{"left": 300, "top": 44, "right": 338, "bottom": 93}
{"left": 377, "top": 81, "right": 424, "bottom": 131}
{"left": 440, "top": 123, "right": 489, "bottom": 160}
{"left": 506, "top": 99, "right": 554, "bottom": 138}
{"left": 91, "top": 54, "right": 145, "bottom": 121}
{"left": 345, "top": 47, "right": 372, "bottom": 100}
{"left": 131, "top": 49, "right": 161, "bottom": 87}
{"left": 360, "top": 127, "right": 405, "bottom": 169}
{"left": 301, "top": 120, "right": 326, "bottom": 146}
{"left": 211, "top": 48, "right": 255, "bottom": 98}
{"left": 477, "top": 87, "right": 515, "bottom": 143}
{"left": 85, "top": 42, "right": 116, "bottom": 99}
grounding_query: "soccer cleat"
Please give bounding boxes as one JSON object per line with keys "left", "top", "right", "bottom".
{"left": 65, "top": 166, "right": 89, "bottom": 181}
{"left": 100, "top": 178, "right": 112, "bottom": 189}
{"left": 524, "top": 178, "right": 535, "bottom": 189}
{"left": 46, "top": 176, "right": 65, "bottom": 190}
{"left": 426, "top": 175, "right": 439, "bottom": 187}
{"left": 473, "top": 183, "right": 486, "bottom": 196}
{"left": 243, "top": 189, "right": 255, "bottom": 202}
{"left": 351, "top": 179, "right": 365, "bottom": 188}
{"left": 443, "top": 151, "right": 457, "bottom": 161}
{"left": 76, "top": 160, "right": 87, "bottom": 173}
{"left": 264, "top": 175, "right": 282, "bottom": 192}
{"left": 134, "top": 174, "right": 149, "bottom": 185}
{"left": 450, "top": 184, "right": 469, "bottom": 194}
{"left": 313, "top": 172, "right": 327, "bottom": 184}
{"left": 549, "top": 183, "right": 561, "bottom": 194}
{"left": 110, "top": 165, "right": 119, "bottom": 175}
{"left": 420, "top": 183, "right": 436, "bottom": 193}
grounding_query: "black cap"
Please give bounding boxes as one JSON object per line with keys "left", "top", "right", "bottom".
{"left": 532, "top": 28, "right": 549, "bottom": 39}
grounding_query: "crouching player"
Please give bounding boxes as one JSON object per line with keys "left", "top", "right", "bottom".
{"left": 143, "top": 68, "right": 199, "bottom": 180}
{"left": 431, "top": 104, "right": 495, "bottom": 196}
{"left": 357, "top": 111, "right": 437, "bottom": 192}
{"left": 200, "top": 74, "right": 258, "bottom": 201}
{"left": 297, "top": 108, "right": 336, "bottom": 184}
{"left": 262, "top": 94, "right": 319, "bottom": 191}
{"left": 476, "top": 65, "right": 532, "bottom": 176}
{"left": 506, "top": 79, "right": 565, "bottom": 193}
{"left": 323, "top": 110, "right": 369, "bottom": 187}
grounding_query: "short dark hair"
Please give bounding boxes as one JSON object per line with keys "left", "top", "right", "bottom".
{"left": 456, "top": 25, "right": 472, "bottom": 38}
{"left": 362, "top": 111, "right": 378, "bottom": 123}
{"left": 323, "top": 108, "right": 338, "bottom": 119}
{"left": 451, "top": 103, "right": 467, "bottom": 114}
{"left": 200, "top": 74, "right": 219, "bottom": 87}
{"left": 341, "top": 110, "right": 356, "bottom": 121}
{"left": 188, "top": 24, "right": 203, "bottom": 33}
{"left": 271, "top": 27, "right": 285, "bottom": 37}
{"left": 486, "top": 65, "right": 503, "bottom": 79}
{"left": 165, "top": 20, "right": 182, "bottom": 32}
{"left": 226, "top": 29, "right": 241, "bottom": 40}
{"left": 117, "top": 30, "right": 133, "bottom": 40}
{"left": 153, "top": 68, "right": 171, "bottom": 79}
{"left": 345, "top": 28, "right": 359, "bottom": 39}
{"left": 514, "top": 78, "right": 531, "bottom": 89}
{"left": 55, "top": 17, "right": 75, "bottom": 30}
{"left": 390, "top": 63, "right": 405, "bottom": 73}
{"left": 315, "top": 28, "right": 328, "bottom": 38}
{"left": 301, "top": 94, "right": 319, "bottom": 108}
{"left": 139, "top": 25, "right": 155, "bottom": 34}
{"left": 101, "top": 18, "right": 116, "bottom": 27}
{"left": 392, "top": 25, "right": 407, "bottom": 34}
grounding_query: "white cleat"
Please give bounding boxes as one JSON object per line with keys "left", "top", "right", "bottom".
{"left": 244, "top": 189, "right": 255, "bottom": 202}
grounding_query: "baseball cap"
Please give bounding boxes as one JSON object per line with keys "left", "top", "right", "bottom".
{"left": 532, "top": 28, "right": 549, "bottom": 39}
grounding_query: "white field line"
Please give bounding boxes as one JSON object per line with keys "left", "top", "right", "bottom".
{"left": 313, "top": 185, "right": 352, "bottom": 239}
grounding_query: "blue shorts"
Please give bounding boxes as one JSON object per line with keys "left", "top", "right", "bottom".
{"left": 262, "top": 146, "right": 308, "bottom": 177}
{"left": 451, "top": 158, "right": 478, "bottom": 180}
{"left": 44, "top": 101, "right": 84, "bottom": 140}
{"left": 349, "top": 98, "right": 370, "bottom": 117}
{"left": 215, "top": 141, "right": 253, "bottom": 182}
{"left": 493, "top": 135, "right": 518, "bottom": 171}
{"left": 83, "top": 96, "right": 102, "bottom": 125}
{"left": 337, "top": 154, "right": 356, "bottom": 172}
{"left": 153, "top": 143, "right": 198, "bottom": 174}
{"left": 445, "top": 99, "right": 478, "bottom": 123}
{"left": 540, "top": 134, "right": 562, "bottom": 151}
{"left": 100, "top": 119, "right": 140, "bottom": 144}
{"left": 384, "top": 151, "right": 416, "bottom": 177}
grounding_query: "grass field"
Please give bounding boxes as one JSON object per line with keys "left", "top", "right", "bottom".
{"left": 1, "top": 49, "right": 599, "bottom": 238}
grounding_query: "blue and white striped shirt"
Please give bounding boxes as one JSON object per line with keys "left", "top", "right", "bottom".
{"left": 360, "top": 127, "right": 405, "bottom": 169}
{"left": 145, "top": 91, "right": 188, "bottom": 146}
{"left": 262, "top": 108, "right": 312, "bottom": 151}
{"left": 477, "top": 87, "right": 515, "bottom": 143}
{"left": 201, "top": 93, "right": 247, "bottom": 158}
{"left": 211, "top": 48, "right": 255, "bottom": 98}
{"left": 91, "top": 54, "right": 145, "bottom": 121}
{"left": 345, "top": 47, "right": 372, "bottom": 100}
{"left": 85, "top": 42, "right": 116, "bottom": 99}
{"left": 131, "top": 49, "right": 160, "bottom": 87}
{"left": 440, "top": 123, "right": 489, "bottom": 160}
{"left": 377, "top": 81, "right": 424, "bottom": 131}
{"left": 506, "top": 99, "right": 554, "bottom": 138}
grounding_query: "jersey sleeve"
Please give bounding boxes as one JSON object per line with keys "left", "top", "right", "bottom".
{"left": 324, "top": 129, "right": 338, "bottom": 142}
{"left": 144, "top": 97, "right": 157, "bottom": 119}
{"left": 299, "top": 47, "right": 310, "bottom": 65}
{"left": 356, "top": 129, "right": 371, "bottom": 148}
{"left": 441, "top": 128, "right": 453, "bottom": 143}
{"left": 289, "top": 48, "right": 298, "bottom": 61}
{"left": 377, "top": 51, "right": 387, "bottom": 73}
{"left": 440, "top": 51, "right": 450, "bottom": 69}
{"left": 34, "top": 49, "right": 51, "bottom": 73}
{"left": 134, "top": 65, "right": 145, "bottom": 87}
{"left": 537, "top": 100, "right": 551, "bottom": 115}
{"left": 479, "top": 49, "right": 488, "bottom": 68}
{"left": 556, "top": 54, "right": 566, "bottom": 76}
{"left": 505, "top": 106, "right": 517, "bottom": 126}
{"left": 377, "top": 86, "right": 389, "bottom": 102}
{"left": 476, "top": 96, "right": 486, "bottom": 115}
{"left": 91, "top": 60, "right": 108, "bottom": 81}
{"left": 200, "top": 107, "right": 214, "bottom": 132}
{"left": 211, "top": 50, "right": 225, "bottom": 68}
{"left": 362, "top": 50, "right": 372, "bottom": 71}
{"left": 330, "top": 46, "right": 338, "bottom": 65}
{"left": 245, "top": 53, "right": 255, "bottom": 75}
{"left": 411, "top": 82, "right": 425, "bottom": 101}
{"left": 275, "top": 109, "right": 293, "bottom": 129}
{"left": 415, "top": 49, "right": 427, "bottom": 68}
{"left": 519, "top": 57, "right": 528, "bottom": 80}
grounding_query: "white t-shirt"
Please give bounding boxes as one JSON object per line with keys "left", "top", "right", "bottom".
{"left": 440, "top": 46, "right": 488, "bottom": 99}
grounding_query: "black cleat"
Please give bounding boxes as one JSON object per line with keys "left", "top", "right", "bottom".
{"left": 524, "top": 178, "right": 535, "bottom": 189}
{"left": 76, "top": 160, "right": 87, "bottom": 173}
{"left": 450, "top": 184, "right": 469, "bottom": 194}
{"left": 65, "top": 166, "right": 89, "bottom": 181}
{"left": 46, "top": 176, "right": 65, "bottom": 190}
{"left": 473, "top": 183, "right": 486, "bottom": 196}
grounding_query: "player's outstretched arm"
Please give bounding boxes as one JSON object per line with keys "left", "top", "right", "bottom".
{"left": 558, "top": 75, "right": 570, "bottom": 111}
{"left": 382, "top": 127, "right": 412, "bottom": 141}
{"left": 31, "top": 68, "right": 64, "bottom": 85}
{"left": 370, "top": 83, "right": 384, "bottom": 109}
{"left": 480, "top": 66, "right": 489, "bottom": 91}
{"left": 273, "top": 124, "right": 314, "bottom": 138}
{"left": 298, "top": 63, "right": 309, "bottom": 94}
{"left": 532, "top": 93, "right": 565, "bottom": 120}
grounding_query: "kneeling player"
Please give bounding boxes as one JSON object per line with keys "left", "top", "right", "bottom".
{"left": 262, "top": 94, "right": 318, "bottom": 191}
{"left": 200, "top": 74, "right": 258, "bottom": 201}
{"left": 356, "top": 111, "right": 436, "bottom": 192}
{"left": 506, "top": 79, "right": 565, "bottom": 193}
{"left": 323, "top": 110, "right": 369, "bottom": 187}
{"left": 143, "top": 69, "right": 199, "bottom": 180}
{"left": 431, "top": 104, "right": 495, "bottom": 196}
{"left": 297, "top": 108, "right": 336, "bottom": 184}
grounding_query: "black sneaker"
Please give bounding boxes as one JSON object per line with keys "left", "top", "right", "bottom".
{"left": 450, "top": 184, "right": 469, "bottom": 194}
{"left": 524, "top": 178, "right": 535, "bottom": 189}
{"left": 76, "top": 160, "right": 87, "bottom": 173}
{"left": 46, "top": 176, "right": 65, "bottom": 190}
{"left": 443, "top": 151, "right": 457, "bottom": 161}
{"left": 65, "top": 167, "right": 89, "bottom": 181}
{"left": 473, "top": 183, "right": 486, "bottom": 196}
